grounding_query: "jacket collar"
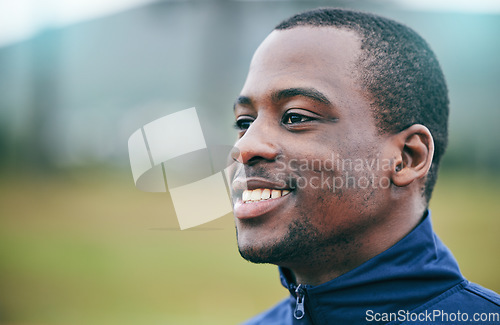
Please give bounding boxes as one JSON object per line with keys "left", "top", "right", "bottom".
{"left": 278, "top": 211, "right": 464, "bottom": 324}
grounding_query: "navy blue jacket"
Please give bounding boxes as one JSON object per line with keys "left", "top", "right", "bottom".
{"left": 243, "top": 212, "right": 500, "bottom": 324}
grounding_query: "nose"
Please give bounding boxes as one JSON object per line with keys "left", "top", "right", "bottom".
{"left": 230, "top": 117, "right": 280, "bottom": 165}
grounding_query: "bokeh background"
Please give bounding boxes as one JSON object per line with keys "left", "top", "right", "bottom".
{"left": 0, "top": 0, "right": 499, "bottom": 324}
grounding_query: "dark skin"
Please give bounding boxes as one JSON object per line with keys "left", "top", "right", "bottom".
{"left": 229, "top": 27, "right": 434, "bottom": 286}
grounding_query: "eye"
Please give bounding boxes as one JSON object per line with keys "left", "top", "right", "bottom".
{"left": 282, "top": 112, "right": 315, "bottom": 125}
{"left": 234, "top": 116, "right": 254, "bottom": 130}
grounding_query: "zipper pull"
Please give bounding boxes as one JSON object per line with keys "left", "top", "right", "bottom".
{"left": 294, "top": 284, "right": 305, "bottom": 320}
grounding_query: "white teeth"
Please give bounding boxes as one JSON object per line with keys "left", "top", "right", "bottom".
{"left": 242, "top": 188, "right": 291, "bottom": 203}
{"left": 242, "top": 190, "right": 251, "bottom": 202}
{"left": 250, "top": 189, "right": 262, "bottom": 201}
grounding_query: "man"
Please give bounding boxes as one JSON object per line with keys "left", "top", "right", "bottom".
{"left": 228, "top": 8, "right": 500, "bottom": 324}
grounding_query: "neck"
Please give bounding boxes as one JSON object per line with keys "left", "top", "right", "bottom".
{"left": 287, "top": 205, "right": 427, "bottom": 286}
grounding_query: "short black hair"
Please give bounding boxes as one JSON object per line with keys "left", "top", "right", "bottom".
{"left": 275, "top": 8, "right": 449, "bottom": 202}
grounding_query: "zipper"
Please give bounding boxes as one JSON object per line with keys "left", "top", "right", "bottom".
{"left": 293, "top": 284, "right": 306, "bottom": 320}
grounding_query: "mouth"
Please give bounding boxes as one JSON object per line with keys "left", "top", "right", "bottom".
{"left": 241, "top": 188, "right": 291, "bottom": 203}
{"left": 231, "top": 178, "right": 294, "bottom": 219}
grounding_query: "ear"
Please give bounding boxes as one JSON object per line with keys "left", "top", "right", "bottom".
{"left": 391, "top": 124, "right": 434, "bottom": 187}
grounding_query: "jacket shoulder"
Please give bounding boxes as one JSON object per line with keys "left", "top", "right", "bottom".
{"left": 464, "top": 281, "right": 500, "bottom": 306}
{"left": 411, "top": 280, "right": 500, "bottom": 314}
{"left": 390, "top": 281, "right": 500, "bottom": 325}
{"left": 423, "top": 280, "right": 500, "bottom": 311}
{"left": 241, "top": 297, "right": 292, "bottom": 325}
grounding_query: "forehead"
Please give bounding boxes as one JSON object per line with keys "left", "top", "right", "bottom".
{"left": 241, "top": 27, "right": 363, "bottom": 103}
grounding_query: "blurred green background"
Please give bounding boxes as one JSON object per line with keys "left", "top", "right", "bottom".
{"left": 0, "top": 1, "right": 499, "bottom": 324}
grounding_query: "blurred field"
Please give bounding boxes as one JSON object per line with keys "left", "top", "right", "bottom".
{"left": 0, "top": 169, "right": 498, "bottom": 325}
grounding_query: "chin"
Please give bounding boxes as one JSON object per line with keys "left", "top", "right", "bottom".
{"left": 236, "top": 219, "right": 316, "bottom": 265}
{"left": 237, "top": 242, "right": 285, "bottom": 265}
{"left": 236, "top": 229, "right": 286, "bottom": 264}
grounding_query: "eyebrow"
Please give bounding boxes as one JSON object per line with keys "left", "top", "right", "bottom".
{"left": 234, "top": 95, "right": 252, "bottom": 110}
{"left": 234, "top": 87, "right": 332, "bottom": 110}
{"left": 272, "top": 87, "right": 332, "bottom": 106}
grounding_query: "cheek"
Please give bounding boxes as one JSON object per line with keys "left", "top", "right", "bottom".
{"left": 293, "top": 160, "right": 382, "bottom": 228}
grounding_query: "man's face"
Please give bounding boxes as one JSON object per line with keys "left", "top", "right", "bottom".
{"left": 229, "top": 27, "right": 392, "bottom": 268}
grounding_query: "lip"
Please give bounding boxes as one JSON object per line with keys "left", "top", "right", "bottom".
{"left": 233, "top": 191, "right": 292, "bottom": 219}
{"left": 231, "top": 177, "right": 291, "bottom": 192}
{"left": 231, "top": 177, "right": 293, "bottom": 220}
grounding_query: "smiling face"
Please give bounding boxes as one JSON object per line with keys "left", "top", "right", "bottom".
{"left": 229, "top": 27, "right": 395, "bottom": 271}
